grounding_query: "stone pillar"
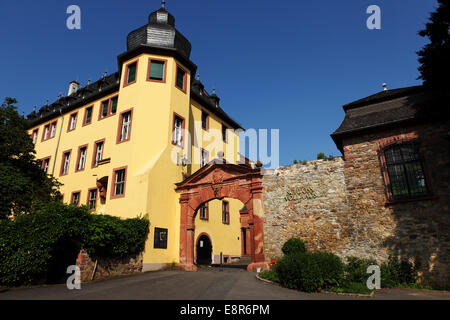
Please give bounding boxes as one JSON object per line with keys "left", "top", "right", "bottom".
{"left": 179, "top": 194, "right": 197, "bottom": 271}
{"left": 247, "top": 180, "right": 269, "bottom": 272}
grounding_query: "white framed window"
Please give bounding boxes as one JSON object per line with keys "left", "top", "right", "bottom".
{"left": 43, "top": 158, "right": 49, "bottom": 174}
{"left": 72, "top": 192, "right": 80, "bottom": 206}
{"left": 62, "top": 152, "right": 70, "bottom": 175}
{"left": 43, "top": 125, "right": 49, "bottom": 140}
{"left": 94, "top": 142, "right": 104, "bottom": 166}
{"left": 114, "top": 169, "right": 126, "bottom": 196}
{"left": 69, "top": 114, "right": 77, "bottom": 130}
{"left": 88, "top": 189, "right": 97, "bottom": 210}
{"left": 172, "top": 115, "right": 183, "bottom": 147}
{"left": 32, "top": 130, "right": 38, "bottom": 144}
{"left": 201, "top": 149, "right": 208, "bottom": 167}
{"left": 120, "top": 112, "right": 131, "bottom": 141}
{"left": 77, "top": 147, "right": 87, "bottom": 171}
{"left": 50, "top": 122, "right": 56, "bottom": 138}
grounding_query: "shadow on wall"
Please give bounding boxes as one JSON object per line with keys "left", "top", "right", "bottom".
{"left": 382, "top": 117, "right": 450, "bottom": 289}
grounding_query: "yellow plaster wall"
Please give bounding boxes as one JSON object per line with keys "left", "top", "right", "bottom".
{"left": 29, "top": 51, "right": 242, "bottom": 268}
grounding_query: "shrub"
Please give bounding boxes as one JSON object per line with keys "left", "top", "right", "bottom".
{"left": 259, "top": 270, "right": 279, "bottom": 283}
{"left": 84, "top": 213, "right": 149, "bottom": 258}
{"left": 311, "top": 251, "right": 345, "bottom": 289}
{"left": 0, "top": 202, "right": 90, "bottom": 286}
{"left": 344, "top": 256, "right": 378, "bottom": 284}
{"left": 281, "top": 238, "right": 307, "bottom": 256}
{"left": 381, "top": 255, "right": 417, "bottom": 288}
{"left": 275, "top": 252, "right": 323, "bottom": 292}
{"left": 317, "top": 152, "right": 326, "bottom": 160}
{"left": 302, "top": 160, "right": 307, "bottom": 165}
{"left": 293, "top": 160, "right": 298, "bottom": 164}
{"left": 0, "top": 202, "right": 149, "bottom": 286}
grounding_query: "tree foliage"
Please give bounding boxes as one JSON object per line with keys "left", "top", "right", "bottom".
{"left": 0, "top": 98, "right": 61, "bottom": 219}
{"left": 417, "top": 0, "right": 449, "bottom": 91}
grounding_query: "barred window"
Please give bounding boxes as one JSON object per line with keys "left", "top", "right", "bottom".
{"left": 383, "top": 143, "right": 428, "bottom": 200}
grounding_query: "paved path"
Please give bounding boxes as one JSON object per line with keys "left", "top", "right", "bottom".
{"left": 1, "top": 267, "right": 449, "bottom": 300}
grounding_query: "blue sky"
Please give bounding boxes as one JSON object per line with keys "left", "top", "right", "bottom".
{"left": 0, "top": 0, "right": 438, "bottom": 166}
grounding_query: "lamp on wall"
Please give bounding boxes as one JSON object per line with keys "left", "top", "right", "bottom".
{"left": 177, "top": 152, "right": 188, "bottom": 167}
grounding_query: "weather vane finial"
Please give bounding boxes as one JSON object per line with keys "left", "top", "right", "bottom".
{"left": 162, "top": 0, "right": 166, "bottom": 9}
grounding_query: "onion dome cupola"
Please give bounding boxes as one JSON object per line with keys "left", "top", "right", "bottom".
{"left": 127, "top": 1, "right": 192, "bottom": 59}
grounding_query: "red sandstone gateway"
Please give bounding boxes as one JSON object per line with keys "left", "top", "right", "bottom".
{"left": 175, "top": 161, "right": 268, "bottom": 272}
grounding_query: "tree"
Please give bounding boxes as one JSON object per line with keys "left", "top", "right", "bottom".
{"left": 417, "top": 0, "right": 449, "bottom": 91}
{"left": 0, "top": 98, "right": 61, "bottom": 219}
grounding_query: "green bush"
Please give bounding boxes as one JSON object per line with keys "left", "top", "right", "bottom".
{"left": 311, "top": 251, "right": 345, "bottom": 289}
{"left": 275, "top": 252, "right": 323, "bottom": 292}
{"left": 381, "top": 255, "right": 417, "bottom": 288}
{"left": 0, "top": 202, "right": 90, "bottom": 286}
{"left": 328, "top": 282, "right": 373, "bottom": 295}
{"left": 84, "top": 213, "right": 149, "bottom": 258}
{"left": 259, "top": 270, "right": 279, "bottom": 283}
{"left": 0, "top": 202, "right": 149, "bottom": 286}
{"left": 281, "top": 238, "right": 307, "bottom": 256}
{"left": 344, "top": 256, "right": 378, "bottom": 284}
{"left": 317, "top": 153, "right": 326, "bottom": 160}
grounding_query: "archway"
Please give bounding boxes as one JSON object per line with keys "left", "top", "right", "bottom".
{"left": 175, "top": 161, "right": 268, "bottom": 272}
{"left": 196, "top": 233, "right": 212, "bottom": 265}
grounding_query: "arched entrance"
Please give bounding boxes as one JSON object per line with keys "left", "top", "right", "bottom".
{"left": 175, "top": 160, "right": 268, "bottom": 272}
{"left": 196, "top": 233, "right": 212, "bottom": 265}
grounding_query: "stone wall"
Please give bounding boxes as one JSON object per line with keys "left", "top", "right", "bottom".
{"left": 76, "top": 249, "right": 143, "bottom": 282}
{"left": 263, "top": 158, "right": 350, "bottom": 260}
{"left": 262, "top": 121, "right": 450, "bottom": 287}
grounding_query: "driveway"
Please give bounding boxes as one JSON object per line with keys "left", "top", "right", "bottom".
{"left": 1, "top": 267, "right": 449, "bottom": 300}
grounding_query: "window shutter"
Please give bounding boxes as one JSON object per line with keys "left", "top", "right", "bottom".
{"left": 128, "top": 63, "right": 136, "bottom": 83}
{"left": 150, "top": 61, "right": 165, "bottom": 80}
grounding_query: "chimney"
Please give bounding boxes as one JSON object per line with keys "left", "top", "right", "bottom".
{"left": 68, "top": 81, "right": 80, "bottom": 96}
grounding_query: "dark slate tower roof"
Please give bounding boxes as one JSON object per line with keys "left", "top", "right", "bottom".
{"left": 126, "top": 4, "right": 192, "bottom": 59}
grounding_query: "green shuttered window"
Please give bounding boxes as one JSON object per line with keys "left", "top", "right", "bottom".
{"left": 127, "top": 62, "right": 137, "bottom": 84}
{"left": 176, "top": 66, "right": 186, "bottom": 90}
{"left": 149, "top": 60, "right": 165, "bottom": 81}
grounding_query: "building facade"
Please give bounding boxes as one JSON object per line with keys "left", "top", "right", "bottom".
{"left": 27, "top": 4, "right": 248, "bottom": 271}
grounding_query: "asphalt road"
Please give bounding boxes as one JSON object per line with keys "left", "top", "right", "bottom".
{"left": 1, "top": 267, "right": 449, "bottom": 300}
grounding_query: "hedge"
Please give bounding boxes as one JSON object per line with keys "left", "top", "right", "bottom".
{"left": 274, "top": 238, "right": 419, "bottom": 293}
{"left": 0, "top": 202, "right": 149, "bottom": 286}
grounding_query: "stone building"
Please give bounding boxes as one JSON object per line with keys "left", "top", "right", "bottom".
{"left": 263, "top": 85, "right": 450, "bottom": 287}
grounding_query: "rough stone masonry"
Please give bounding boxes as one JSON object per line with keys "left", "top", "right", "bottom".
{"left": 262, "top": 154, "right": 449, "bottom": 288}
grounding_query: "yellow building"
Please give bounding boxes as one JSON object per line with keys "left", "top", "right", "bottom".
{"left": 27, "top": 4, "right": 247, "bottom": 271}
